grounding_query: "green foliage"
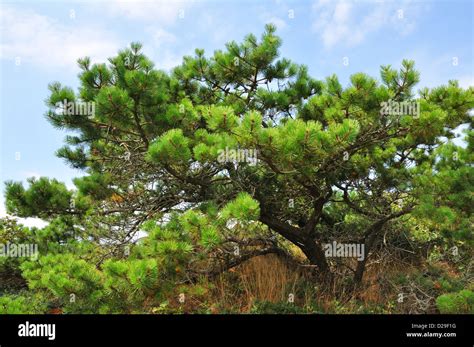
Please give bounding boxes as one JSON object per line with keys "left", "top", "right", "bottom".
{"left": 73, "top": 172, "right": 113, "bottom": 201}
{"left": 147, "top": 129, "right": 192, "bottom": 164}
{"left": 220, "top": 192, "right": 260, "bottom": 222}
{"left": 203, "top": 106, "right": 239, "bottom": 131}
{"left": 20, "top": 254, "right": 104, "bottom": 313}
{"left": 250, "top": 301, "right": 309, "bottom": 314}
{"left": 436, "top": 290, "right": 474, "bottom": 314}
{"left": 5, "top": 177, "right": 72, "bottom": 219}
{"left": 0, "top": 294, "right": 47, "bottom": 314}
{"left": 2, "top": 26, "right": 473, "bottom": 314}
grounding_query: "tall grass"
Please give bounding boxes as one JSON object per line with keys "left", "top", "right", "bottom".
{"left": 237, "top": 254, "right": 300, "bottom": 304}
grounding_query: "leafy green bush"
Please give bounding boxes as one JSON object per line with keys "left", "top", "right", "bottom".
{"left": 0, "top": 293, "right": 47, "bottom": 314}
{"left": 436, "top": 290, "right": 474, "bottom": 313}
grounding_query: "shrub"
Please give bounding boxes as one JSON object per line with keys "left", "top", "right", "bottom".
{"left": 436, "top": 290, "right": 474, "bottom": 313}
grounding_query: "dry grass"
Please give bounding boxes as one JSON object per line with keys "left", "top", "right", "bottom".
{"left": 351, "top": 252, "right": 423, "bottom": 311}
{"left": 237, "top": 254, "right": 300, "bottom": 305}
{"left": 173, "top": 248, "right": 436, "bottom": 314}
{"left": 204, "top": 254, "right": 302, "bottom": 312}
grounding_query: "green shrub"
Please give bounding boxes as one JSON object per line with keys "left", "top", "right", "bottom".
{"left": 436, "top": 290, "right": 474, "bottom": 313}
{"left": 0, "top": 294, "right": 47, "bottom": 314}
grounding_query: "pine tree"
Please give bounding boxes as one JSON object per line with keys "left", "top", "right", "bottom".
{"left": 3, "top": 24, "right": 473, "bottom": 312}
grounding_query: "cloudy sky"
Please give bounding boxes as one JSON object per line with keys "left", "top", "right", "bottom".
{"left": 1, "top": 0, "right": 473, "bottom": 226}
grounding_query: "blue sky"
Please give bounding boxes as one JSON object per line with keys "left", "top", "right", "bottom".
{"left": 1, "top": 0, "right": 473, "bottom": 226}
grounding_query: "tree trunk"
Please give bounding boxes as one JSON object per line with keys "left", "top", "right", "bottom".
{"left": 301, "top": 239, "right": 332, "bottom": 282}
{"left": 353, "top": 232, "right": 378, "bottom": 284}
{"left": 259, "top": 212, "right": 332, "bottom": 281}
{"left": 353, "top": 209, "right": 412, "bottom": 285}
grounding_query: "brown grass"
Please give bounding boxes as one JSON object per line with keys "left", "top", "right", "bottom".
{"left": 203, "top": 254, "right": 302, "bottom": 312}
{"left": 237, "top": 254, "right": 300, "bottom": 306}
{"left": 170, "top": 248, "right": 434, "bottom": 314}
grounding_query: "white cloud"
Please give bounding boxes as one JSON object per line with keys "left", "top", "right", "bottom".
{"left": 0, "top": 6, "right": 121, "bottom": 70}
{"left": 260, "top": 14, "right": 288, "bottom": 30}
{"left": 98, "top": 0, "right": 195, "bottom": 69}
{"left": 312, "top": 0, "right": 420, "bottom": 48}
{"left": 195, "top": 11, "right": 234, "bottom": 44}
{"left": 103, "top": 0, "right": 191, "bottom": 23}
{"left": 145, "top": 48, "right": 185, "bottom": 72}
{"left": 146, "top": 28, "right": 177, "bottom": 48}
{"left": 14, "top": 217, "right": 49, "bottom": 229}
{"left": 156, "top": 52, "right": 183, "bottom": 71}
{"left": 21, "top": 171, "right": 42, "bottom": 180}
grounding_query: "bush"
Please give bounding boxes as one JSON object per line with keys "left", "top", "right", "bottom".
{"left": 436, "top": 290, "right": 474, "bottom": 313}
{"left": 0, "top": 294, "right": 47, "bottom": 314}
